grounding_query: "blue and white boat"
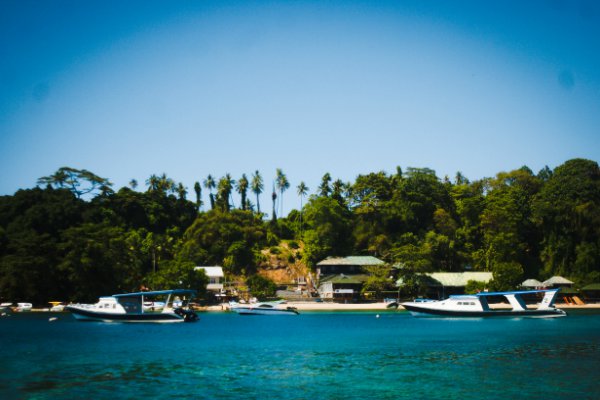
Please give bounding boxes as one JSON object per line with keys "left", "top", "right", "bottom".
{"left": 66, "top": 289, "right": 199, "bottom": 323}
{"left": 402, "top": 288, "right": 566, "bottom": 318}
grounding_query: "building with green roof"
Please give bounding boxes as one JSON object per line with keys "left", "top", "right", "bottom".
{"left": 316, "top": 256, "right": 385, "bottom": 301}
{"left": 317, "top": 274, "right": 370, "bottom": 301}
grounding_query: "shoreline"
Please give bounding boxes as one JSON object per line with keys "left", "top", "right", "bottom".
{"left": 201, "top": 301, "right": 600, "bottom": 312}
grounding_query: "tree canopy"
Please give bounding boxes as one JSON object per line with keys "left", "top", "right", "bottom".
{"left": 2, "top": 159, "right": 600, "bottom": 304}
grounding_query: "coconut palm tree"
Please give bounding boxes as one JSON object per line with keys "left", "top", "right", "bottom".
{"left": 203, "top": 174, "right": 216, "bottom": 210}
{"left": 129, "top": 179, "right": 138, "bottom": 190}
{"left": 216, "top": 174, "right": 235, "bottom": 211}
{"left": 297, "top": 181, "right": 309, "bottom": 236}
{"left": 193, "top": 181, "right": 202, "bottom": 210}
{"left": 146, "top": 174, "right": 160, "bottom": 192}
{"left": 236, "top": 174, "right": 249, "bottom": 211}
{"left": 271, "top": 183, "right": 277, "bottom": 221}
{"left": 176, "top": 182, "right": 187, "bottom": 200}
{"left": 331, "top": 179, "right": 347, "bottom": 204}
{"left": 251, "top": 170, "right": 264, "bottom": 214}
{"left": 318, "top": 172, "right": 332, "bottom": 197}
{"left": 275, "top": 169, "right": 290, "bottom": 217}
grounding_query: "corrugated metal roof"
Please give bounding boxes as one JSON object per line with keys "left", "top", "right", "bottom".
{"left": 396, "top": 272, "right": 493, "bottom": 287}
{"left": 194, "top": 266, "right": 224, "bottom": 277}
{"left": 542, "top": 276, "right": 574, "bottom": 286}
{"left": 317, "top": 256, "right": 384, "bottom": 266}
{"left": 521, "top": 279, "right": 543, "bottom": 287}
{"left": 427, "top": 272, "right": 493, "bottom": 287}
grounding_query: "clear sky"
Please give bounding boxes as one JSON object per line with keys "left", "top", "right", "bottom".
{"left": 1, "top": 0, "right": 599, "bottom": 215}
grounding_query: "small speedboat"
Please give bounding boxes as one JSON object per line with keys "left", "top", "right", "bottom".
{"left": 49, "top": 301, "right": 66, "bottom": 312}
{"left": 66, "top": 289, "right": 199, "bottom": 323}
{"left": 402, "top": 289, "right": 566, "bottom": 318}
{"left": 14, "top": 303, "right": 33, "bottom": 312}
{"left": 229, "top": 300, "right": 299, "bottom": 315}
{"left": 1, "top": 302, "right": 13, "bottom": 314}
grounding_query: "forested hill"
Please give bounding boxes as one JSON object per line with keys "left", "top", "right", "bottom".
{"left": 1, "top": 158, "right": 599, "bottom": 304}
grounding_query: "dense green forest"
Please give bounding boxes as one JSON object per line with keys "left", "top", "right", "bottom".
{"left": 1, "top": 159, "right": 599, "bottom": 304}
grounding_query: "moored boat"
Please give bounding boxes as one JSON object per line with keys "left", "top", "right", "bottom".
{"left": 14, "top": 302, "right": 32, "bottom": 312}
{"left": 402, "top": 288, "right": 566, "bottom": 318}
{"left": 66, "top": 289, "right": 199, "bottom": 323}
{"left": 49, "top": 301, "right": 66, "bottom": 312}
{"left": 229, "top": 300, "right": 299, "bottom": 315}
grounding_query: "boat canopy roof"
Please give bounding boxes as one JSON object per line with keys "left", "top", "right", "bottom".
{"left": 112, "top": 289, "right": 196, "bottom": 298}
{"left": 451, "top": 288, "right": 559, "bottom": 299}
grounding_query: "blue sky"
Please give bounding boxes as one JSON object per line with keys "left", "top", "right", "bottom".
{"left": 1, "top": 0, "right": 599, "bottom": 215}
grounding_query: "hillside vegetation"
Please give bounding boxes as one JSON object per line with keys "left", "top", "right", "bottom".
{"left": 1, "top": 159, "right": 599, "bottom": 303}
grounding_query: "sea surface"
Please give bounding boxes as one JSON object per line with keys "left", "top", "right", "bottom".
{"left": 1, "top": 310, "right": 599, "bottom": 400}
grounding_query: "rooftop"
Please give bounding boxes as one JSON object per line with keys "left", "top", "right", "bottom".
{"left": 396, "top": 271, "right": 493, "bottom": 287}
{"left": 521, "top": 278, "right": 544, "bottom": 287}
{"left": 542, "top": 276, "right": 574, "bottom": 286}
{"left": 317, "top": 256, "right": 384, "bottom": 266}
{"left": 194, "top": 266, "right": 225, "bottom": 278}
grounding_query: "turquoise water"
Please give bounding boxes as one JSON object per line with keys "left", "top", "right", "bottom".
{"left": 1, "top": 310, "right": 599, "bottom": 400}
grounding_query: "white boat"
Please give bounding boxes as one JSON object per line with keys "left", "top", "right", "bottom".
{"left": 66, "top": 289, "right": 199, "bottom": 323}
{"left": 49, "top": 301, "right": 66, "bottom": 312}
{"left": 229, "top": 300, "right": 299, "bottom": 315}
{"left": 15, "top": 302, "right": 32, "bottom": 312}
{"left": 402, "top": 288, "right": 566, "bottom": 318}
{"left": 1, "top": 302, "right": 13, "bottom": 313}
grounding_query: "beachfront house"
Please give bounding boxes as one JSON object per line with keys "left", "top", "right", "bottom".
{"left": 396, "top": 271, "right": 493, "bottom": 299}
{"left": 317, "top": 273, "right": 370, "bottom": 301}
{"left": 316, "top": 256, "right": 385, "bottom": 301}
{"left": 194, "top": 266, "right": 225, "bottom": 294}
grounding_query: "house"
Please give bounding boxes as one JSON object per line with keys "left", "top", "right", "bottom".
{"left": 316, "top": 256, "right": 385, "bottom": 301}
{"left": 194, "top": 266, "right": 225, "bottom": 293}
{"left": 317, "top": 274, "right": 370, "bottom": 301}
{"left": 316, "top": 256, "right": 384, "bottom": 277}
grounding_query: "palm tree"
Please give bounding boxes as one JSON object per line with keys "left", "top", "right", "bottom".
{"left": 146, "top": 174, "right": 160, "bottom": 192}
{"left": 216, "top": 174, "right": 235, "bottom": 212}
{"left": 176, "top": 182, "right": 187, "bottom": 200}
{"left": 194, "top": 181, "right": 202, "bottom": 210}
{"left": 297, "top": 181, "right": 309, "bottom": 236}
{"left": 331, "top": 179, "right": 346, "bottom": 204}
{"left": 129, "top": 179, "right": 138, "bottom": 190}
{"left": 236, "top": 174, "right": 249, "bottom": 211}
{"left": 251, "top": 170, "right": 264, "bottom": 214}
{"left": 158, "top": 173, "right": 176, "bottom": 194}
{"left": 318, "top": 172, "right": 332, "bottom": 197}
{"left": 203, "top": 174, "right": 216, "bottom": 210}
{"left": 275, "top": 168, "right": 290, "bottom": 217}
{"left": 271, "top": 183, "right": 277, "bottom": 221}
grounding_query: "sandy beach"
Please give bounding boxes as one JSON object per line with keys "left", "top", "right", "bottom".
{"left": 203, "top": 301, "right": 600, "bottom": 312}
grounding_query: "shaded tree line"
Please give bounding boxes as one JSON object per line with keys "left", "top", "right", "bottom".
{"left": 1, "top": 159, "right": 599, "bottom": 304}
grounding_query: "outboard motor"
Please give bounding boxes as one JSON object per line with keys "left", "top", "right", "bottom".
{"left": 183, "top": 309, "right": 199, "bottom": 322}
{"left": 175, "top": 307, "right": 199, "bottom": 322}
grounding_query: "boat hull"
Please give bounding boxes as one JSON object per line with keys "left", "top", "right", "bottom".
{"left": 231, "top": 307, "right": 299, "bottom": 315}
{"left": 402, "top": 304, "right": 567, "bottom": 318}
{"left": 66, "top": 306, "right": 193, "bottom": 323}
